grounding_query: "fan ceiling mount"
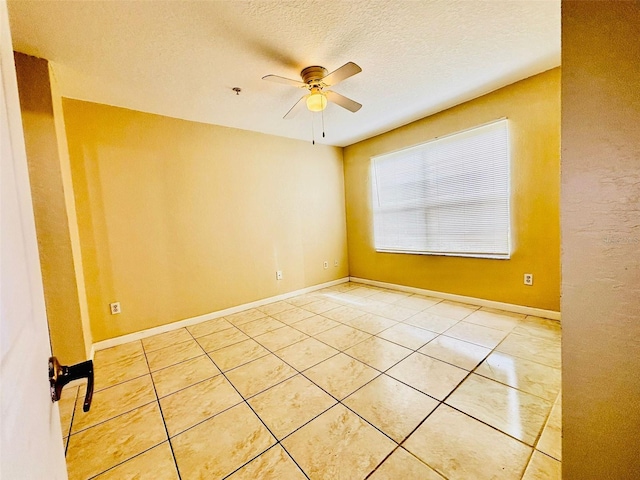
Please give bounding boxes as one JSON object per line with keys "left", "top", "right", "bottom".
{"left": 262, "top": 62, "right": 363, "bottom": 119}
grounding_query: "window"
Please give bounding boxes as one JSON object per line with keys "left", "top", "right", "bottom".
{"left": 371, "top": 119, "right": 510, "bottom": 259}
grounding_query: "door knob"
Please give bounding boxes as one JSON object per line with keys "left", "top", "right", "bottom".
{"left": 48, "top": 356, "right": 94, "bottom": 412}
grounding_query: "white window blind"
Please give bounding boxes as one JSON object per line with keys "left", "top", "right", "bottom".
{"left": 371, "top": 119, "right": 511, "bottom": 259}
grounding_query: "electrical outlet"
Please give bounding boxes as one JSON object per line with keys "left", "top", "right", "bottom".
{"left": 524, "top": 274, "right": 533, "bottom": 286}
{"left": 323, "top": 261, "right": 329, "bottom": 269}
{"left": 334, "top": 259, "right": 338, "bottom": 267}
{"left": 276, "top": 270, "right": 283, "bottom": 280}
{"left": 110, "top": 302, "right": 121, "bottom": 315}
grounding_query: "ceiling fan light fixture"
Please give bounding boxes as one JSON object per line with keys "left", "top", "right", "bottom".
{"left": 306, "top": 91, "right": 327, "bottom": 112}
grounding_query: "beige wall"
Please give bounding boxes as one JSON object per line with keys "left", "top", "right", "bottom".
{"left": 344, "top": 69, "right": 560, "bottom": 311}
{"left": 561, "top": 2, "right": 640, "bottom": 477}
{"left": 14, "top": 53, "right": 88, "bottom": 363}
{"left": 62, "top": 99, "right": 348, "bottom": 342}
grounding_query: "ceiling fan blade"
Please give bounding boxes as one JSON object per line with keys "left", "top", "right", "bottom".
{"left": 322, "top": 62, "right": 362, "bottom": 86}
{"left": 325, "top": 90, "right": 362, "bottom": 113}
{"left": 283, "top": 95, "right": 309, "bottom": 119}
{"left": 262, "top": 74, "right": 307, "bottom": 88}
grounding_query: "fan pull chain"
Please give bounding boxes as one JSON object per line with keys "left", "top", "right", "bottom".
{"left": 311, "top": 114, "right": 315, "bottom": 145}
{"left": 321, "top": 107, "right": 325, "bottom": 138}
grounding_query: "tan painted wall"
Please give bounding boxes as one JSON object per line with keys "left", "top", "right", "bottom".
{"left": 49, "top": 65, "right": 93, "bottom": 359}
{"left": 62, "top": 99, "right": 348, "bottom": 342}
{"left": 14, "top": 53, "right": 87, "bottom": 364}
{"left": 561, "top": 2, "right": 640, "bottom": 477}
{"left": 344, "top": 69, "right": 560, "bottom": 311}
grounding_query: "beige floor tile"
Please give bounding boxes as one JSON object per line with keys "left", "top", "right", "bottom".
{"left": 377, "top": 323, "right": 438, "bottom": 350}
{"left": 369, "top": 290, "right": 412, "bottom": 304}
{"left": 274, "top": 337, "right": 339, "bottom": 371}
{"left": 404, "top": 311, "right": 460, "bottom": 333}
{"left": 387, "top": 352, "right": 468, "bottom": 400}
{"left": 226, "top": 444, "right": 307, "bottom": 480}
{"left": 301, "top": 299, "right": 342, "bottom": 314}
{"left": 225, "top": 308, "right": 268, "bottom": 325}
{"left": 249, "top": 374, "right": 336, "bottom": 439}
{"left": 344, "top": 374, "right": 439, "bottom": 442}
{"left": 328, "top": 282, "right": 362, "bottom": 293}
{"left": 497, "top": 333, "right": 561, "bottom": 369}
{"left": 66, "top": 403, "right": 167, "bottom": 480}
{"left": 282, "top": 404, "right": 395, "bottom": 480}
{"left": 522, "top": 451, "right": 562, "bottom": 480}
{"left": 59, "top": 395, "right": 77, "bottom": 439}
{"left": 291, "top": 315, "right": 340, "bottom": 335}
{"left": 237, "top": 317, "right": 287, "bottom": 337}
{"left": 271, "top": 306, "right": 316, "bottom": 324}
{"left": 446, "top": 374, "right": 553, "bottom": 445}
{"left": 369, "top": 447, "right": 444, "bottom": 480}
{"left": 93, "top": 442, "right": 179, "bottom": 480}
{"left": 345, "top": 336, "right": 412, "bottom": 371}
{"left": 151, "top": 355, "right": 220, "bottom": 398}
{"left": 60, "top": 383, "right": 80, "bottom": 401}
{"left": 321, "top": 305, "right": 366, "bottom": 322}
{"left": 418, "top": 335, "right": 490, "bottom": 370}
{"left": 285, "top": 295, "right": 317, "bottom": 307}
{"left": 315, "top": 324, "right": 372, "bottom": 351}
{"left": 347, "top": 286, "right": 382, "bottom": 298}
{"left": 208, "top": 338, "right": 270, "bottom": 372}
{"left": 257, "top": 300, "right": 295, "bottom": 316}
{"left": 142, "top": 329, "right": 192, "bottom": 353}
{"left": 537, "top": 400, "right": 562, "bottom": 460}
{"left": 196, "top": 327, "right": 249, "bottom": 353}
{"left": 365, "top": 302, "right": 417, "bottom": 321}
{"left": 160, "top": 374, "right": 243, "bottom": 436}
{"left": 172, "top": 403, "right": 275, "bottom": 479}
{"left": 72, "top": 375, "right": 156, "bottom": 434}
{"left": 342, "top": 313, "right": 397, "bottom": 335}
{"left": 329, "top": 292, "right": 366, "bottom": 306}
{"left": 94, "top": 354, "right": 150, "bottom": 391}
{"left": 514, "top": 316, "right": 561, "bottom": 342}
{"left": 255, "top": 325, "right": 309, "bottom": 351}
{"left": 464, "top": 308, "right": 525, "bottom": 331}
{"left": 186, "top": 317, "right": 233, "bottom": 338}
{"left": 226, "top": 354, "right": 297, "bottom": 398}
{"left": 94, "top": 341, "right": 144, "bottom": 367}
{"left": 405, "top": 404, "right": 532, "bottom": 480}
{"left": 475, "top": 351, "right": 561, "bottom": 401}
{"left": 394, "top": 294, "right": 442, "bottom": 311}
{"left": 444, "top": 321, "right": 508, "bottom": 349}
{"left": 145, "top": 339, "right": 204, "bottom": 372}
{"left": 427, "top": 300, "right": 479, "bottom": 320}
{"left": 304, "top": 353, "right": 379, "bottom": 400}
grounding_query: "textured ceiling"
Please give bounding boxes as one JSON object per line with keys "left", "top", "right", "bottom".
{"left": 8, "top": 0, "right": 560, "bottom": 147}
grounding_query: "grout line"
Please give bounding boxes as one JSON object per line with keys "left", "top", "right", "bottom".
{"left": 142, "top": 344, "right": 183, "bottom": 480}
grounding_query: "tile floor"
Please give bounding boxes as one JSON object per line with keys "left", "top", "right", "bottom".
{"left": 59, "top": 282, "right": 562, "bottom": 479}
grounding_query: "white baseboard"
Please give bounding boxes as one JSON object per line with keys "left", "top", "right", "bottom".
{"left": 93, "top": 277, "right": 349, "bottom": 352}
{"left": 349, "top": 277, "right": 561, "bottom": 321}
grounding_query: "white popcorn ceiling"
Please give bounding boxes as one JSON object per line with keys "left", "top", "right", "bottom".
{"left": 8, "top": 0, "right": 560, "bottom": 147}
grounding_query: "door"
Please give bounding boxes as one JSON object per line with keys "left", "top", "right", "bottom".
{"left": 0, "top": 1, "right": 68, "bottom": 478}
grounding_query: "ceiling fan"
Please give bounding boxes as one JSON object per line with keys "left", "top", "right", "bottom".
{"left": 262, "top": 62, "right": 362, "bottom": 119}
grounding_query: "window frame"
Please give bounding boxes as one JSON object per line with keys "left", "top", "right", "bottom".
{"left": 370, "top": 118, "right": 511, "bottom": 260}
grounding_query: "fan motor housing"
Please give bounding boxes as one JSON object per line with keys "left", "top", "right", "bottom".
{"left": 301, "top": 66, "right": 328, "bottom": 85}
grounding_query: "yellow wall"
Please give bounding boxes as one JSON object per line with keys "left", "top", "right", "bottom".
{"left": 562, "top": 1, "right": 640, "bottom": 476}
{"left": 343, "top": 68, "right": 560, "bottom": 311}
{"left": 14, "top": 53, "right": 88, "bottom": 363}
{"left": 62, "top": 99, "right": 348, "bottom": 342}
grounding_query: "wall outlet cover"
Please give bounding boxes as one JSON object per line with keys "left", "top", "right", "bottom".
{"left": 110, "top": 302, "right": 121, "bottom": 315}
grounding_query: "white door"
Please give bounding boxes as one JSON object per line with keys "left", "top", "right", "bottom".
{"left": 0, "top": 1, "right": 68, "bottom": 478}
